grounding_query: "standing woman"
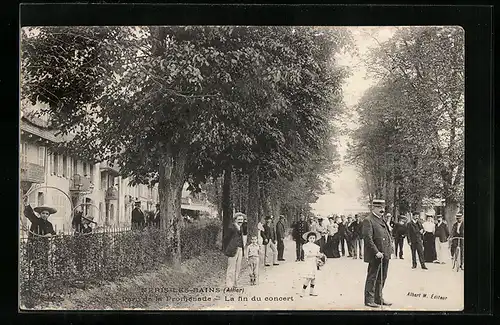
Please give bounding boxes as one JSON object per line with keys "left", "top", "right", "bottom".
{"left": 422, "top": 215, "right": 437, "bottom": 263}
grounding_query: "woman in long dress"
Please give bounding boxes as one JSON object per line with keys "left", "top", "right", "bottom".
{"left": 422, "top": 216, "right": 437, "bottom": 262}
{"left": 299, "top": 230, "right": 322, "bottom": 297}
{"left": 324, "top": 222, "right": 340, "bottom": 258}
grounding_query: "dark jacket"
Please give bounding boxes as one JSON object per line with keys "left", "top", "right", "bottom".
{"left": 392, "top": 223, "right": 407, "bottom": 238}
{"left": 362, "top": 212, "right": 392, "bottom": 262}
{"left": 338, "top": 222, "right": 347, "bottom": 237}
{"left": 24, "top": 204, "right": 56, "bottom": 238}
{"left": 276, "top": 220, "right": 286, "bottom": 240}
{"left": 262, "top": 223, "right": 277, "bottom": 243}
{"left": 241, "top": 221, "right": 248, "bottom": 236}
{"left": 406, "top": 220, "right": 424, "bottom": 244}
{"left": 353, "top": 220, "right": 363, "bottom": 238}
{"left": 435, "top": 222, "right": 450, "bottom": 242}
{"left": 131, "top": 207, "right": 145, "bottom": 229}
{"left": 451, "top": 221, "right": 464, "bottom": 238}
{"left": 223, "top": 223, "right": 244, "bottom": 257}
{"left": 292, "top": 220, "right": 309, "bottom": 242}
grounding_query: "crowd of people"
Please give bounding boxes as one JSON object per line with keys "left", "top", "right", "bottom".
{"left": 222, "top": 208, "right": 465, "bottom": 307}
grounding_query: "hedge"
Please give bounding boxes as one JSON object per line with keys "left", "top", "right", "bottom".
{"left": 19, "top": 220, "right": 221, "bottom": 308}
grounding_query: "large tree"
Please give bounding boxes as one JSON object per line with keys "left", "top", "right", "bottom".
{"left": 349, "top": 26, "right": 464, "bottom": 226}
{"left": 21, "top": 26, "right": 352, "bottom": 261}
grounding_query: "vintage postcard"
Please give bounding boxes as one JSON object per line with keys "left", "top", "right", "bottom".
{"left": 19, "top": 25, "right": 464, "bottom": 311}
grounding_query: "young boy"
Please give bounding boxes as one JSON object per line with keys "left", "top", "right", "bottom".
{"left": 300, "top": 230, "right": 323, "bottom": 297}
{"left": 246, "top": 236, "right": 261, "bottom": 285}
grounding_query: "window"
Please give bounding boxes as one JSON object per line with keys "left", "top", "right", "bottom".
{"left": 73, "top": 159, "right": 78, "bottom": 175}
{"left": 53, "top": 153, "right": 58, "bottom": 174}
{"left": 37, "top": 146, "right": 45, "bottom": 166}
{"left": 20, "top": 142, "right": 28, "bottom": 164}
{"left": 62, "top": 156, "right": 68, "bottom": 177}
{"left": 83, "top": 162, "right": 87, "bottom": 176}
{"left": 89, "top": 163, "right": 94, "bottom": 180}
{"left": 101, "top": 172, "right": 107, "bottom": 190}
{"left": 37, "top": 192, "right": 44, "bottom": 206}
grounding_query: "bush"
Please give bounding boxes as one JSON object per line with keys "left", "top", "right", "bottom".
{"left": 19, "top": 221, "right": 221, "bottom": 308}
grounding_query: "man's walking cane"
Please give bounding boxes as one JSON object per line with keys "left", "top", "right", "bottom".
{"left": 374, "top": 257, "right": 385, "bottom": 310}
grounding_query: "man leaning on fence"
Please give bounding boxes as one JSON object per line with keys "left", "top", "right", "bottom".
{"left": 131, "top": 201, "right": 146, "bottom": 230}
{"left": 223, "top": 212, "right": 245, "bottom": 289}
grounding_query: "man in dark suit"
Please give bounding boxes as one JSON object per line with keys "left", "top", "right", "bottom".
{"left": 131, "top": 201, "right": 146, "bottom": 230}
{"left": 346, "top": 215, "right": 356, "bottom": 257}
{"left": 352, "top": 214, "right": 364, "bottom": 259}
{"left": 292, "top": 214, "right": 309, "bottom": 261}
{"left": 276, "top": 215, "right": 286, "bottom": 261}
{"left": 262, "top": 216, "right": 279, "bottom": 266}
{"left": 338, "top": 216, "right": 348, "bottom": 256}
{"left": 392, "top": 216, "right": 407, "bottom": 259}
{"left": 450, "top": 213, "right": 464, "bottom": 269}
{"left": 362, "top": 208, "right": 393, "bottom": 308}
{"left": 406, "top": 213, "right": 428, "bottom": 270}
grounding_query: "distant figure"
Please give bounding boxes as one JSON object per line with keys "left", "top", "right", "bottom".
{"left": 292, "top": 214, "right": 309, "bottom": 261}
{"left": 406, "top": 213, "right": 428, "bottom": 270}
{"left": 276, "top": 215, "right": 286, "bottom": 261}
{"left": 392, "top": 216, "right": 407, "bottom": 259}
{"left": 324, "top": 222, "right": 340, "bottom": 258}
{"left": 450, "top": 213, "right": 464, "bottom": 270}
{"left": 351, "top": 214, "right": 363, "bottom": 259}
{"left": 151, "top": 204, "right": 161, "bottom": 228}
{"left": 262, "top": 216, "right": 279, "bottom": 266}
{"left": 422, "top": 215, "right": 437, "bottom": 263}
{"left": 131, "top": 201, "right": 146, "bottom": 230}
{"left": 434, "top": 215, "right": 450, "bottom": 264}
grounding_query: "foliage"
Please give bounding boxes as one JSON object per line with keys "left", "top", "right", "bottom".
{"left": 19, "top": 222, "right": 220, "bottom": 308}
{"left": 348, "top": 26, "right": 464, "bottom": 219}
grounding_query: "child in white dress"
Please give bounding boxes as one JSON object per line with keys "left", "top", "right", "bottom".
{"left": 300, "top": 230, "right": 323, "bottom": 297}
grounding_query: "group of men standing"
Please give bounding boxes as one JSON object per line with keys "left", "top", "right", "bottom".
{"left": 291, "top": 214, "right": 364, "bottom": 261}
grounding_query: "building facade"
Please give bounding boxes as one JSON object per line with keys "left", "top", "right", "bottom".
{"left": 20, "top": 105, "right": 213, "bottom": 235}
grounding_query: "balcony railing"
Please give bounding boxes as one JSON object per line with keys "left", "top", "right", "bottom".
{"left": 20, "top": 161, "right": 45, "bottom": 184}
{"left": 70, "top": 174, "right": 94, "bottom": 193}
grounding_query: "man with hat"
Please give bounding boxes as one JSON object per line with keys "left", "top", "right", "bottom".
{"left": 23, "top": 199, "right": 57, "bottom": 238}
{"left": 262, "top": 216, "right": 279, "bottom": 266}
{"left": 392, "top": 215, "right": 407, "bottom": 259}
{"left": 362, "top": 206, "right": 393, "bottom": 308}
{"left": 292, "top": 214, "right": 309, "bottom": 262}
{"left": 434, "top": 215, "right": 450, "bottom": 264}
{"left": 407, "top": 212, "right": 428, "bottom": 270}
{"left": 450, "top": 213, "right": 464, "bottom": 269}
{"left": 131, "top": 200, "right": 146, "bottom": 230}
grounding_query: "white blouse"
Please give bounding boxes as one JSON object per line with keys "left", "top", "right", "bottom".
{"left": 423, "top": 221, "right": 435, "bottom": 233}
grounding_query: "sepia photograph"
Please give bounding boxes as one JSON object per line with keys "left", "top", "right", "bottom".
{"left": 19, "top": 25, "right": 464, "bottom": 311}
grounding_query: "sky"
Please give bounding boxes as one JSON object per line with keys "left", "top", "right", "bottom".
{"left": 310, "top": 27, "right": 397, "bottom": 216}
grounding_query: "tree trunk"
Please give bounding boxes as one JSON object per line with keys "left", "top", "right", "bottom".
{"left": 444, "top": 199, "right": 459, "bottom": 232}
{"left": 215, "top": 176, "right": 223, "bottom": 221}
{"left": 222, "top": 167, "right": 233, "bottom": 250}
{"left": 158, "top": 143, "right": 187, "bottom": 268}
{"left": 246, "top": 165, "right": 259, "bottom": 239}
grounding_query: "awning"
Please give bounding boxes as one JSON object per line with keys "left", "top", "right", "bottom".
{"left": 181, "top": 204, "right": 214, "bottom": 213}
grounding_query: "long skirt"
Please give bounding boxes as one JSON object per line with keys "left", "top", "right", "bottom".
{"left": 324, "top": 235, "right": 340, "bottom": 258}
{"left": 423, "top": 232, "right": 437, "bottom": 262}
